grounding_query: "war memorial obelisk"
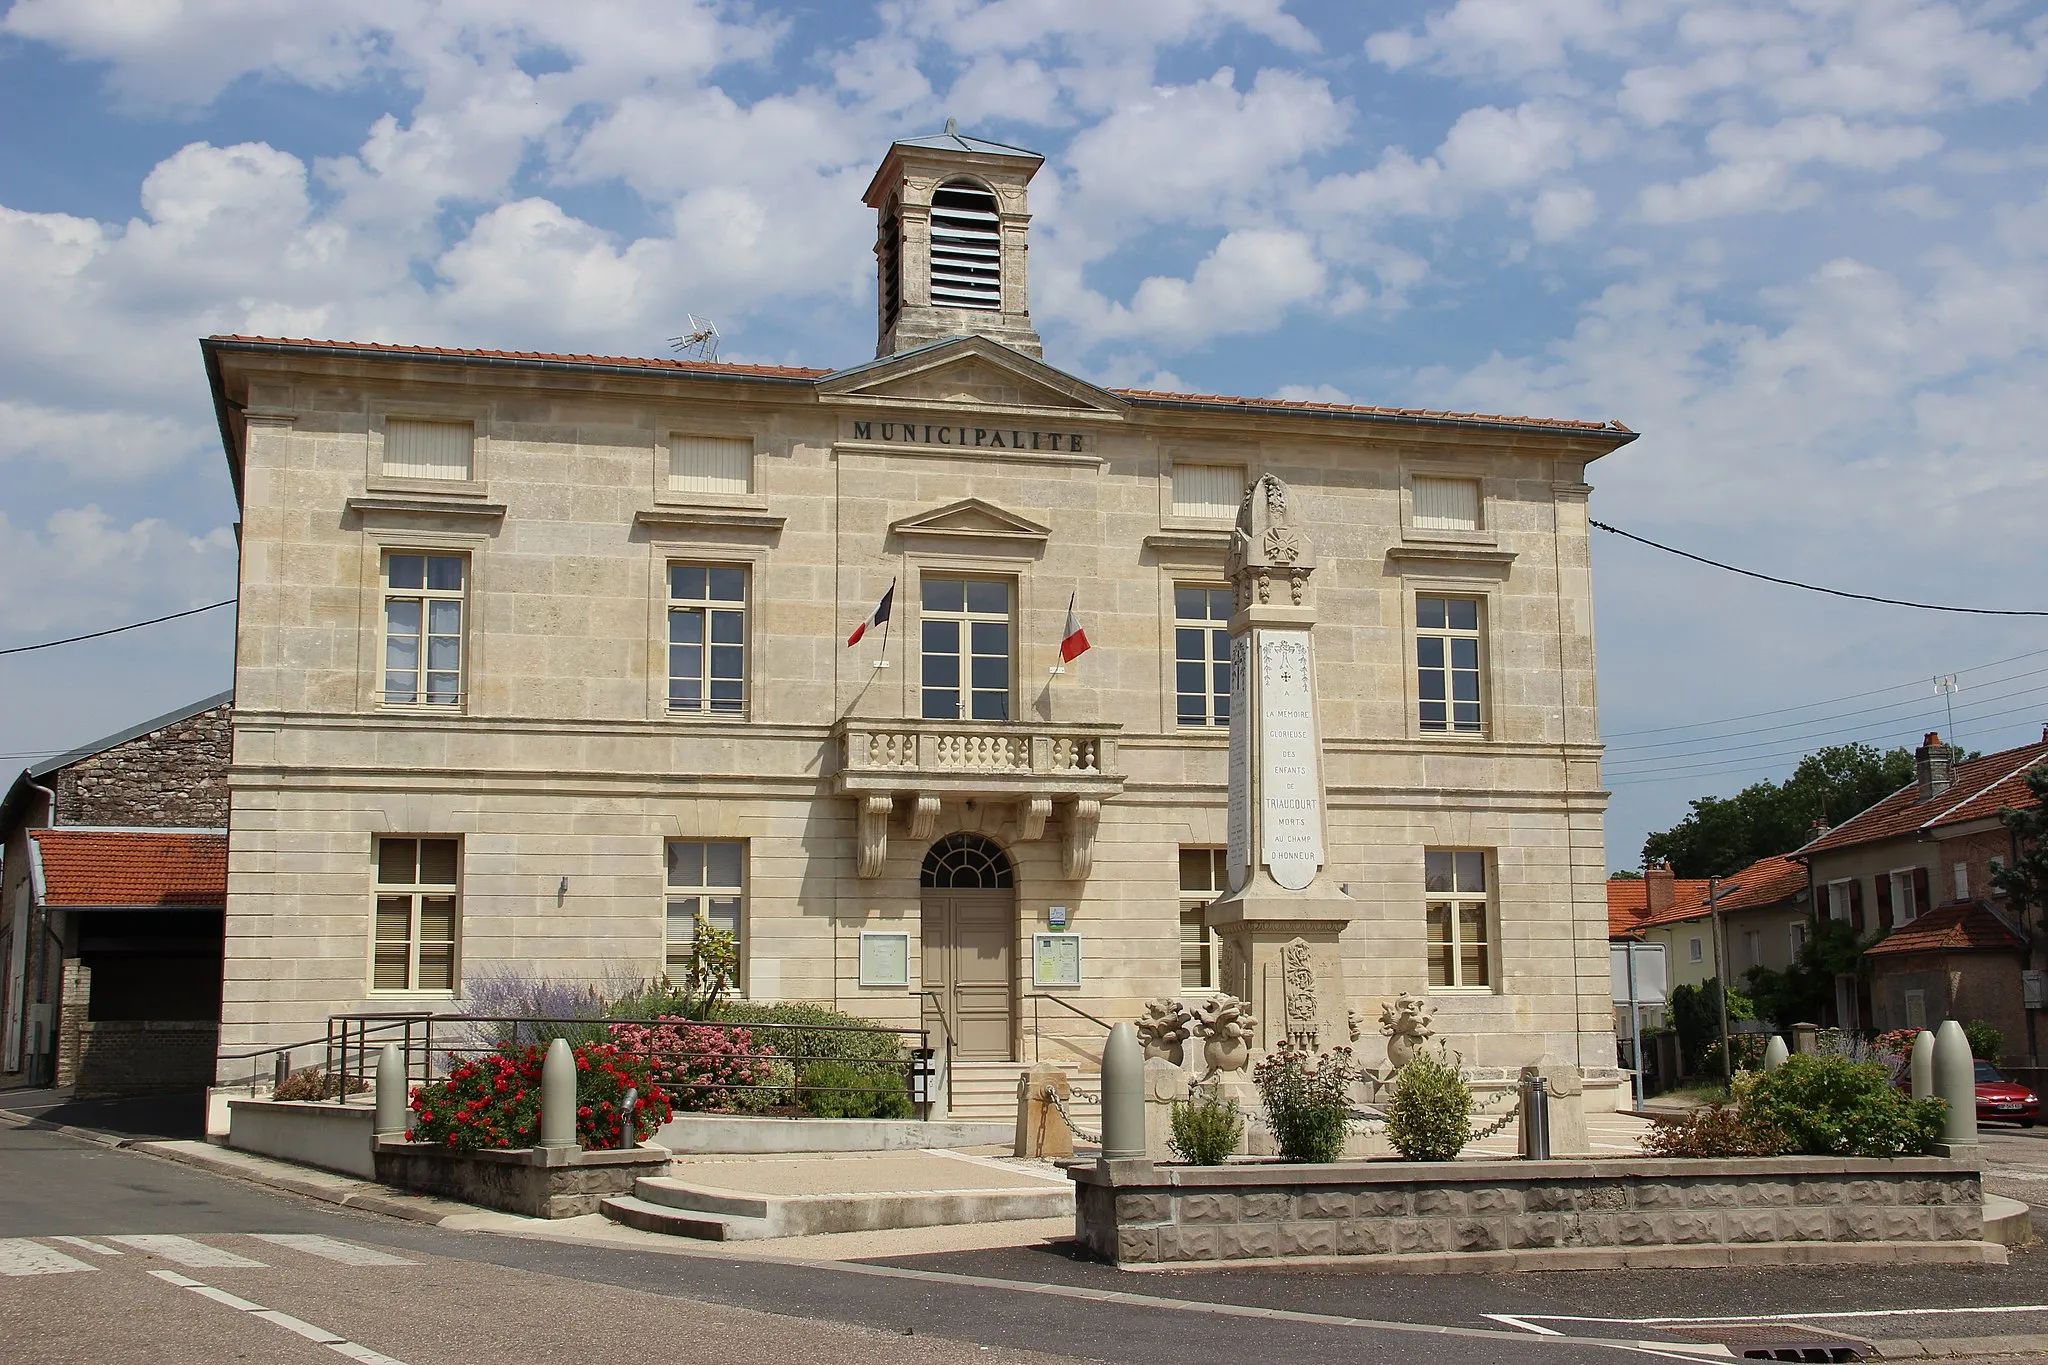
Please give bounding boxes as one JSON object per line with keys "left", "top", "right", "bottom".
{"left": 1203, "top": 474, "right": 1360, "bottom": 1058}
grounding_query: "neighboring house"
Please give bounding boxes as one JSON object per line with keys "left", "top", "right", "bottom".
{"left": 0, "top": 692, "right": 231, "bottom": 1091}
{"left": 1608, "top": 866, "right": 1711, "bottom": 1024}
{"left": 200, "top": 126, "right": 1638, "bottom": 1092}
{"left": 1798, "top": 729, "right": 2048, "bottom": 1058}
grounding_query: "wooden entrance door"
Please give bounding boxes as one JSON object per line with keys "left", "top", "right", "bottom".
{"left": 921, "top": 890, "right": 1016, "bottom": 1061}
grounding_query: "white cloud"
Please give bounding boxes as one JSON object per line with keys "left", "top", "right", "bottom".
{"left": 1272, "top": 382, "right": 1350, "bottom": 403}
{"left": 1879, "top": 184, "right": 1960, "bottom": 220}
{"left": 0, "top": 506, "right": 237, "bottom": 636}
{"left": 1638, "top": 159, "right": 1818, "bottom": 223}
{"left": 1531, "top": 183, "right": 1600, "bottom": 240}
{"left": 1367, "top": 0, "right": 1671, "bottom": 79}
{"left": 0, "top": 404, "right": 209, "bottom": 480}
{"left": 1705, "top": 115, "right": 1941, "bottom": 172}
{"left": 1062, "top": 228, "right": 1326, "bottom": 344}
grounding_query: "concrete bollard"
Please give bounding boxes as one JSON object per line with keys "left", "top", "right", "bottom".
{"left": 1932, "top": 1019, "right": 1978, "bottom": 1148}
{"left": 374, "top": 1043, "right": 407, "bottom": 1141}
{"left": 1910, "top": 1028, "right": 1937, "bottom": 1102}
{"left": 1099, "top": 1022, "right": 1146, "bottom": 1162}
{"left": 1791, "top": 1022, "right": 1820, "bottom": 1056}
{"left": 538, "top": 1037, "right": 579, "bottom": 1150}
{"left": 1014, "top": 1062, "right": 1074, "bottom": 1158}
{"left": 1763, "top": 1036, "right": 1789, "bottom": 1071}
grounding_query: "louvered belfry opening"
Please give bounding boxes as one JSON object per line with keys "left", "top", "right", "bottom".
{"left": 879, "top": 194, "right": 902, "bottom": 327}
{"left": 929, "top": 180, "right": 1002, "bottom": 311}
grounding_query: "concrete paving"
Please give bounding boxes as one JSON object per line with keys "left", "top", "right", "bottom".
{"left": 665, "top": 1148, "right": 1071, "bottom": 1195}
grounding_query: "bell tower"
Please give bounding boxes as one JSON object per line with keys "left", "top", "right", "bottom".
{"left": 863, "top": 121, "right": 1044, "bottom": 359}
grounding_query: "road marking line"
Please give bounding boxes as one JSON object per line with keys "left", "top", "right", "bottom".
{"left": 145, "top": 1266, "right": 414, "bottom": 1364}
{"left": 1485, "top": 1314, "right": 1565, "bottom": 1335}
{"left": 107, "top": 1234, "right": 266, "bottom": 1267}
{"left": 1496, "top": 1304, "right": 2048, "bottom": 1328}
{"left": 0, "top": 1239, "right": 95, "bottom": 1276}
{"left": 49, "top": 1236, "right": 122, "bottom": 1256}
{"left": 250, "top": 1233, "right": 415, "bottom": 1266}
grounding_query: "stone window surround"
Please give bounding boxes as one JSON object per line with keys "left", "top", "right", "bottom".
{"left": 367, "top": 834, "right": 461, "bottom": 999}
{"left": 665, "top": 561, "right": 752, "bottom": 720}
{"left": 900, "top": 550, "right": 1042, "bottom": 723}
{"left": 1400, "top": 577, "right": 1499, "bottom": 742}
{"left": 364, "top": 402, "right": 492, "bottom": 500}
{"left": 641, "top": 539, "right": 769, "bottom": 724}
{"left": 357, "top": 527, "right": 490, "bottom": 716}
{"left": 1398, "top": 460, "right": 1497, "bottom": 547}
{"left": 1158, "top": 450, "right": 1250, "bottom": 532}
{"left": 1425, "top": 846, "right": 1497, "bottom": 993}
{"left": 1179, "top": 846, "right": 1228, "bottom": 991}
{"left": 651, "top": 426, "right": 770, "bottom": 510}
{"left": 1172, "top": 582, "right": 1232, "bottom": 730}
{"left": 665, "top": 838, "right": 746, "bottom": 994}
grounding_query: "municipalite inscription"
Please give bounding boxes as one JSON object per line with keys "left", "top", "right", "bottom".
{"left": 1257, "top": 635, "right": 1324, "bottom": 891}
{"left": 848, "top": 419, "right": 1088, "bottom": 453}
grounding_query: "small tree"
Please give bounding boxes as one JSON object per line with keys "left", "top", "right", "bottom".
{"left": 1964, "top": 1019, "right": 2005, "bottom": 1063}
{"left": 1744, "top": 919, "right": 1868, "bottom": 1030}
{"left": 1668, "top": 978, "right": 1755, "bottom": 1073}
{"left": 1993, "top": 764, "right": 2048, "bottom": 918}
{"left": 1385, "top": 1046, "right": 1473, "bottom": 1162}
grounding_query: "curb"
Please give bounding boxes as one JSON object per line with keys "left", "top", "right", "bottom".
{"left": 1867, "top": 1332, "right": 2048, "bottom": 1359}
{"left": 0, "top": 1106, "right": 133, "bottom": 1150}
{"left": 128, "top": 1139, "right": 487, "bottom": 1227}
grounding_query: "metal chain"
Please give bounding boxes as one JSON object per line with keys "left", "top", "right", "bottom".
{"left": 1043, "top": 1084, "right": 1103, "bottom": 1145}
{"left": 1470, "top": 1106, "right": 1520, "bottom": 1141}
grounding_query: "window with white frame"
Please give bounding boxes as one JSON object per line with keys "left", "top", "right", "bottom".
{"left": 1890, "top": 870, "right": 1920, "bottom": 926}
{"left": 1412, "top": 476, "right": 1480, "bottom": 531}
{"left": 373, "top": 837, "right": 458, "bottom": 991}
{"left": 1743, "top": 929, "right": 1762, "bottom": 969}
{"left": 1425, "top": 849, "right": 1491, "bottom": 988}
{"left": 665, "top": 840, "right": 744, "bottom": 986}
{"left": 1827, "top": 880, "right": 1854, "bottom": 923}
{"left": 382, "top": 552, "right": 465, "bottom": 706}
{"left": 1955, "top": 862, "right": 1970, "bottom": 901}
{"left": 921, "top": 577, "right": 1011, "bottom": 721}
{"left": 668, "top": 564, "right": 748, "bottom": 715}
{"left": 669, "top": 435, "right": 752, "bottom": 495}
{"left": 1790, "top": 921, "right": 1807, "bottom": 957}
{"left": 1416, "top": 596, "right": 1483, "bottom": 734}
{"left": 1179, "top": 847, "right": 1228, "bottom": 989}
{"left": 1170, "top": 464, "right": 1243, "bottom": 520}
{"left": 1174, "top": 585, "right": 1232, "bottom": 727}
{"left": 382, "top": 419, "right": 473, "bottom": 481}
{"left": 1688, "top": 936, "right": 1703, "bottom": 963}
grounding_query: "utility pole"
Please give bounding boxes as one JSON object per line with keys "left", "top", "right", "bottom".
{"left": 1711, "top": 877, "right": 1742, "bottom": 1085}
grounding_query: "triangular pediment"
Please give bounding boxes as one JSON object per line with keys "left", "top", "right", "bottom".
{"left": 820, "top": 336, "right": 1125, "bottom": 419}
{"left": 888, "top": 497, "right": 1051, "bottom": 545}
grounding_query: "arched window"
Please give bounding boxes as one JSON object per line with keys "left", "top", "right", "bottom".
{"left": 921, "top": 833, "right": 1014, "bottom": 888}
{"left": 879, "top": 194, "right": 902, "bottom": 327}
{"left": 928, "top": 181, "right": 1001, "bottom": 312}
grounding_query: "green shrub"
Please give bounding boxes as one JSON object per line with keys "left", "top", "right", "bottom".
{"left": 1965, "top": 1019, "right": 2004, "bottom": 1063}
{"left": 1640, "top": 1102, "right": 1784, "bottom": 1158}
{"left": 271, "top": 1067, "right": 367, "bottom": 1102}
{"left": 1384, "top": 1047, "right": 1473, "bottom": 1162}
{"left": 1252, "top": 1042, "right": 1354, "bottom": 1163}
{"left": 1699, "top": 1032, "right": 1770, "bottom": 1076}
{"left": 1742, "top": 1054, "right": 1945, "bottom": 1157}
{"left": 794, "top": 1060, "right": 913, "bottom": 1119}
{"left": 1168, "top": 1085, "right": 1244, "bottom": 1165}
{"left": 710, "top": 1000, "right": 908, "bottom": 1067}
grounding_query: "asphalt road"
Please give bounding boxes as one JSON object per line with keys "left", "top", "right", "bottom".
{"left": 7, "top": 1119, "right": 2048, "bottom": 1364}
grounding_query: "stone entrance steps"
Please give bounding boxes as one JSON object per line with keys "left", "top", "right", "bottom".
{"left": 947, "top": 1060, "right": 1099, "bottom": 1127}
{"left": 598, "top": 1150, "right": 1075, "bottom": 1242}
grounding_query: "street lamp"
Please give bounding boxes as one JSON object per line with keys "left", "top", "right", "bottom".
{"left": 1711, "top": 877, "right": 1743, "bottom": 1085}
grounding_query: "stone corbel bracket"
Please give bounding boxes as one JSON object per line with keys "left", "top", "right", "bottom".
{"left": 1061, "top": 799, "right": 1100, "bottom": 880}
{"left": 1020, "top": 796, "right": 1052, "bottom": 842}
{"left": 857, "top": 795, "right": 894, "bottom": 879}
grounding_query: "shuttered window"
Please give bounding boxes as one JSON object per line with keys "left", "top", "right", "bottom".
{"left": 1412, "top": 476, "right": 1480, "bottom": 531}
{"left": 1425, "top": 849, "right": 1492, "bottom": 988}
{"left": 382, "top": 419, "right": 473, "bottom": 480}
{"left": 929, "top": 181, "right": 1001, "bottom": 311}
{"left": 1171, "top": 464, "right": 1243, "bottom": 520}
{"left": 669, "top": 436, "right": 753, "bottom": 495}
{"left": 373, "top": 837, "right": 458, "bottom": 992}
{"left": 1179, "top": 848, "right": 1227, "bottom": 989}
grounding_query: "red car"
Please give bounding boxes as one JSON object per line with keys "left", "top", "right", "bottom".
{"left": 1977, "top": 1061, "right": 2040, "bottom": 1127}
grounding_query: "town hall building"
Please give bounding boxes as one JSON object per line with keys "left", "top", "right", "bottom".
{"left": 202, "top": 127, "right": 1636, "bottom": 1106}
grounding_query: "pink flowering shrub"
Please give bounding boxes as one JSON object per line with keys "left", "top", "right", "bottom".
{"left": 608, "top": 1019, "right": 782, "bottom": 1112}
{"left": 1875, "top": 1028, "right": 1921, "bottom": 1059}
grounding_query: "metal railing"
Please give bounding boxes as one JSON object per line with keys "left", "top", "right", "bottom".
{"left": 916, "top": 990, "right": 956, "bottom": 1112}
{"left": 1028, "top": 992, "right": 1115, "bottom": 1065}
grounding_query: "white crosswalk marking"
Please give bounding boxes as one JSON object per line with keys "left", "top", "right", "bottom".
{"left": 250, "top": 1234, "right": 414, "bottom": 1267}
{"left": 0, "top": 1239, "right": 95, "bottom": 1276}
{"left": 49, "top": 1236, "right": 122, "bottom": 1255}
{"left": 107, "top": 1234, "right": 266, "bottom": 1268}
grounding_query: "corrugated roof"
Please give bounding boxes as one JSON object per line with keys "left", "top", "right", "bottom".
{"left": 1114, "top": 388, "right": 1632, "bottom": 435}
{"left": 30, "top": 829, "right": 227, "bottom": 908}
{"left": 1864, "top": 901, "right": 2024, "bottom": 956}
{"left": 1800, "top": 736, "right": 2048, "bottom": 857}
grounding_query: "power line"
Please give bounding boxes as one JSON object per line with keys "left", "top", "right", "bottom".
{"left": 1592, "top": 520, "right": 2048, "bottom": 616}
{"left": 0, "top": 598, "right": 235, "bottom": 657}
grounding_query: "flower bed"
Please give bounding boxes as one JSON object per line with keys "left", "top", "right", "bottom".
{"left": 409, "top": 1042, "right": 672, "bottom": 1151}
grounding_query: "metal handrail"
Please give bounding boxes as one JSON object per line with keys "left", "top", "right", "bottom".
{"left": 916, "top": 990, "right": 957, "bottom": 1113}
{"left": 1027, "top": 992, "right": 1116, "bottom": 1065}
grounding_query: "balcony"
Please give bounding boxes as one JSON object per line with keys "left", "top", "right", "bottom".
{"left": 831, "top": 718, "right": 1124, "bottom": 879}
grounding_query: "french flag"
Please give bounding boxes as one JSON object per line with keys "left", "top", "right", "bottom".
{"left": 846, "top": 580, "right": 895, "bottom": 647}
{"left": 1059, "top": 592, "right": 1091, "bottom": 663}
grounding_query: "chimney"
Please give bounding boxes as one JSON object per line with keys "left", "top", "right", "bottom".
{"left": 1807, "top": 817, "right": 1831, "bottom": 843}
{"left": 1645, "top": 863, "right": 1676, "bottom": 915}
{"left": 1915, "top": 732, "right": 1955, "bottom": 801}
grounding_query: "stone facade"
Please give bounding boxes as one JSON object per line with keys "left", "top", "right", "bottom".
{"left": 373, "top": 1140, "right": 669, "bottom": 1218}
{"left": 205, "top": 132, "right": 1635, "bottom": 1089}
{"left": 53, "top": 703, "right": 231, "bottom": 828}
{"left": 1071, "top": 1157, "right": 1989, "bottom": 1267}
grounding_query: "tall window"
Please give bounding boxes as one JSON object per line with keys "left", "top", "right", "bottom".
{"left": 929, "top": 180, "right": 1001, "bottom": 311}
{"left": 374, "top": 837, "right": 458, "bottom": 991}
{"left": 1174, "top": 586, "right": 1232, "bottom": 727}
{"left": 1889, "top": 869, "right": 1922, "bottom": 926}
{"left": 1416, "top": 596, "right": 1482, "bottom": 734}
{"left": 1170, "top": 464, "right": 1243, "bottom": 520}
{"left": 382, "top": 419, "right": 472, "bottom": 481}
{"left": 666, "top": 841, "right": 744, "bottom": 986}
{"left": 1790, "top": 921, "right": 1807, "bottom": 957}
{"left": 669, "top": 436, "right": 751, "bottom": 495}
{"left": 1425, "top": 849, "right": 1491, "bottom": 988}
{"left": 922, "top": 578, "right": 1011, "bottom": 721}
{"left": 383, "top": 553, "right": 465, "bottom": 706}
{"left": 669, "top": 565, "right": 748, "bottom": 715}
{"left": 1412, "top": 476, "right": 1480, "bottom": 531}
{"left": 1743, "top": 929, "right": 1762, "bottom": 969}
{"left": 1179, "top": 848, "right": 1228, "bottom": 989}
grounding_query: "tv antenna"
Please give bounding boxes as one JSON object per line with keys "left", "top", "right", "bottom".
{"left": 1934, "top": 674, "right": 1960, "bottom": 738}
{"left": 669, "top": 315, "right": 721, "bottom": 363}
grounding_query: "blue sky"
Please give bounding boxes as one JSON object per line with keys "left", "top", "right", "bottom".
{"left": 1, "top": 0, "right": 2045, "bottom": 868}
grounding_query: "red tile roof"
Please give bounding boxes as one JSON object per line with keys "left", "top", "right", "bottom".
{"left": 1864, "top": 901, "right": 2024, "bottom": 956}
{"left": 207, "top": 336, "right": 1632, "bottom": 435}
{"left": 1799, "top": 737, "right": 2048, "bottom": 857}
{"left": 30, "top": 829, "right": 227, "bottom": 908}
{"left": 1607, "top": 876, "right": 1714, "bottom": 937}
{"left": 1708, "top": 855, "right": 1810, "bottom": 914}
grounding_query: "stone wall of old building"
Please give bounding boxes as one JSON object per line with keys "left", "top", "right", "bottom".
{"left": 54, "top": 703, "right": 231, "bottom": 827}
